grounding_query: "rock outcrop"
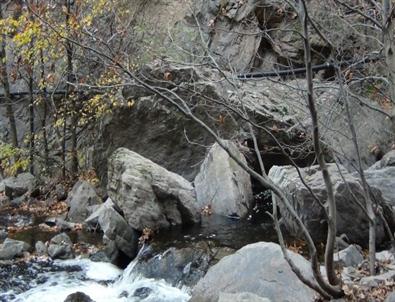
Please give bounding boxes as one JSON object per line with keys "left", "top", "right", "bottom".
{"left": 107, "top": 148, "right": 200, "bottom": 231}
{"left": 194, "top": 141, "right": 253, "bottom": 218}
{"left": 66, "top": 181, "right": 101, "bottom": 223}
{"left": 191, "top": 242, "right": 316, "bottom": 302}
{"left": 93, "top": 62, "right": 392, "bottom": 188}
{"left": 268, "top": 164, "right": 392, "bottom": 245}
{"left": 194, "top": 0, "right": 372, "bottom": 72}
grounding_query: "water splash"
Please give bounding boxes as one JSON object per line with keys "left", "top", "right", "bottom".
{"left": 2, "top": 255, "right": 190, "bottom": 302}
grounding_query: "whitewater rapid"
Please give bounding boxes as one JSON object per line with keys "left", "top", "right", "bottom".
{"left": 2, "top": 258, "right": 190, "bottom": 302}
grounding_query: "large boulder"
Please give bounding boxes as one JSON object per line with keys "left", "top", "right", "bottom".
{"left": 218, "top": 293, "right": 271, "bottom": 302}
{"left": 268, "top": 164, "right": 391, "bottom": 245}
{"left": 194, "top": 141, "right": 253, "bottom": 218}
{"left": 66, "top": 181, "right": 101, "bottom": 223}
{"left": 97, "top": 201, "right": 139, "bottom": 261}
{"left": 191, "top": 242, "right": 316, "bottom": 302}
{"left": 85, "top": 198, "right": 139, "bottom": 263}
{"left": 365, "top": 150, "right": 395, "bottom": 206}
{"left": 1, "top": 173, "right": 36, "bottom": 199}
{"left": 48, "top": 233, "right": 74, "bottom": 260}
{"left": 107, "top": 148, "right": 200, "bottom": 231}
{"left": 0, "top": 238, "right": 30, "bottom": 260}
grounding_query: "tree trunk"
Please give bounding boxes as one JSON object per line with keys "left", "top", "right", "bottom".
{"left": 383, "top": 0, "right": 395, "bottom": 133}
{"left": 65, "top": 0, "right": 78, "bottom": 179}
{"left": 29, "top": 73, "right": 35, "bottom": 175}
{"left": 298, "top": 0, "right": 340, "bottom": 286}
{"left": 0, "top": 4, "right": 18, "bottom": 147}
{"left": 40, "top": 50, "right": 49, "bottom": 165}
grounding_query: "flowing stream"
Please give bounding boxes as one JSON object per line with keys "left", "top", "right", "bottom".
{"left": 0, "top": 257, "right": 190, "bottom": 302}
{"left": 0, "top": 208, "right": 279, "bottom": 302}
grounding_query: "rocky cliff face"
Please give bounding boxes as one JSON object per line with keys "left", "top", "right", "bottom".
{"left": 93, "top": 62, "right": 392, "bottom": 186}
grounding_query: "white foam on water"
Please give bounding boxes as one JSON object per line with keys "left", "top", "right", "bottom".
{"left": 7, "top": 258, "right": 191, "bottom": 302}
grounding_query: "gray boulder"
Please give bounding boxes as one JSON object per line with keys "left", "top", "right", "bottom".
{"left": 107, "top": 148, "right": 200, "bottom": 231}
{"left": 376, "top": 250, "right": 395, "bottom": 263}
{"left": 48, "top": 233, "right": 74, "bottom": 260}
{"left": 360, "top": 270, "right": 395, "bottom": 288}
{"left": 369, "top": 150, "right": 395, "bottom": 170}
{"left": 35, "top": 241, "right": 47, "bottom": 256}
{"left": 191, "top": 242, "right": 316, "bottom": 302}
{"left": 66, "top": 181, "right": 101, "bottom": 223}
{"left": 85, "top": 198, "right": 115, "bottom": 230}
{"left": 365, "top": 150, "right": 395, "bottom": 206}
{"left": 2, "top": 173, "right": 36, "bottom": 199}
{"left": 0, "top": 193, "right": 9, "bottom": 208}
{"left": 218, "top": 293, "right": 271, "bottom": 302}
{"left": 0, "top": 238, "right": 30, "bottom": 260}
{"left": 97, "top": 203, "right": 139, "bottom": 260}
{"left": 334, "top": 245, "right": 363, "bottom": 268}
{"left": 268, "top": 164, "right": 389, "bottom": 245}
{"left": 194, "top": 141, "right": 253, "bottom": 218}
{"left": 85, "top": 197, "right": 139, "bottom": 262}
{"left": 0, "top": 229, "right": 7, "bottom": 242}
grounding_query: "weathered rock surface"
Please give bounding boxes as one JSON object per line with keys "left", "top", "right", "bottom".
{"left": 0, "top": 229, "right": 7, "bottom": 242}
{"left": 97, "top": 202, "right": 139, "bottom": 261}
{"left": 135, "top": 241, "right": 232, "bottom": 287}
{"left": 85, "top": 198, "right": 115, "bottom": 229}
{"left": 66, "top": 181, "right": 101, "bottom": 223}
{"left": 376, "top": 250, "right": 395, "bottom": 263}
{"left": 48, "top": 233, "right": 74, "bottom": 260}
{"left": 218, "top": 292, "right": 271, "bottom": 302}
{"left": 360, "top": 270, "right": 395, "bottom": 288}
{"left": 191, "top": 242, "right": 316, "bottom": 302}
{"left": 268, "top": 164, "right": 391, "bottom": 245}
{"left": 365, "top": 150, "right": 395, "bottom": 206}
{"left": 196, "top": 0, "right": 262, "bottom": 72}
{"left": 0, "top": 238, "right": 30, "bottom": 260}
{"left": 94, "top": 62, "right": 392, "bottom": 189}
{"left": 194, "top": 0, "right": 373, "bottom": 71}
{"left": 334, "top": 245, "right": 363, "bottom": 268}
{"left": 107, "top": 148, "right": 200, "bottom": 231}
{"left": 194, "top": 141, "right": 253, "bottom": 218}
{"left": 1, "top": 173, "right": 36, "bottom": 199}
{"left": 35, "top": 241, "right": 47, "bottom": 256}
